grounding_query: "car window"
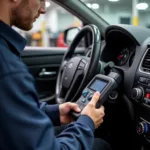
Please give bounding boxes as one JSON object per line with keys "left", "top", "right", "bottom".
{"left": 13, "top": 0, "right": 83, "bottom": 48}
{"left": 81, "top": 0, "right": 150, "bottom": 28}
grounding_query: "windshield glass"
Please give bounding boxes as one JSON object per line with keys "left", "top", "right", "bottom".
{"left": 81, "top": 0, "right": 150, "bottom": 28}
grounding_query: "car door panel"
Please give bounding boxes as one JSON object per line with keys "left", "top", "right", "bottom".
{"left": 21, "top": 47, "right": 85, "bottom": 103}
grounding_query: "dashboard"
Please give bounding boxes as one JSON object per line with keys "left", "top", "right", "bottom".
{"left": 99, "top": 24, "right": 150, "bottom": 148}
{"left": 101, "top": 26, "right": 137, "bottom": 68}
{"left": 113, "top": 47, "right": 131, "bottom": 66}
{"left": 102, "top": 45, "right": 136, "bottom": 67}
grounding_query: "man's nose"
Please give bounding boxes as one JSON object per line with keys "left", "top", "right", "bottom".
{"left": 39, "top": 7, "right": 46, "bottom": 14}
{"left": 39, "top": 1, "right": 46, "bottom": 14}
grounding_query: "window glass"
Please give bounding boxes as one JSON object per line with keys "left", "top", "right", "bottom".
{"left": 81, "top": 0, "right": 150, "bottom": 28}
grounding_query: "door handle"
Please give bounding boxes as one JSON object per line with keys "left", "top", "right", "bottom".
{"left": 39, "top": 68, "right": 56, "bottom": 77}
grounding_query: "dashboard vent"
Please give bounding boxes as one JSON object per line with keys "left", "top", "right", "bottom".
{"left": 141, "top": 48, "right": 150, "bottom": 73}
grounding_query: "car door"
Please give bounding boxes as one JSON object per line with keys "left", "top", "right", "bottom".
{"left": 20, "top": 1, "right": 86, "bottom": 104}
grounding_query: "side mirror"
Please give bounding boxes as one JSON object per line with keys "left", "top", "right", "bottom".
{"left": 64, "top": 27, "right": 80, "bottom": 45}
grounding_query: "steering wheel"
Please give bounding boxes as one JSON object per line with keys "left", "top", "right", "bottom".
{"left": 56, "top": 24, "right": 102, "bottom": 104}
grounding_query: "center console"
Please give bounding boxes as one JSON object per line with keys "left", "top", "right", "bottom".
{"left": 131, "top": 47, "right": 150, "bottom": 146}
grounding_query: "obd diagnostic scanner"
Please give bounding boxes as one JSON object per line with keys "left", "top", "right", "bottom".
{"left": 72, "top": 72, "right": 121, "bottom": 118}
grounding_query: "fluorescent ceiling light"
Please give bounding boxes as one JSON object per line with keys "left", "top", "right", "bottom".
{"left": 86, "top": 3, "right": 92, "bottom": 8}
{"left": 108, "top": 0, "right": 119, "bottom": 2}
{"left": 92, "top": 3, "right": 100, "bottom": 9}
{"left": 136, "top": 3, "right": 148, "bottom": 10}
{"left": 46, "top": 2, "right": 50, "bottom": 8}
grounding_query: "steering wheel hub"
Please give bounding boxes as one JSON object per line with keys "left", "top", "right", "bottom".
{"left": 62, "top": 57, "right": 82, "bottom": 89}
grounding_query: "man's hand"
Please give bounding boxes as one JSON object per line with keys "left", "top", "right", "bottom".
{"left": 81, "top": 92, "right": 105, "bottom": 129}
{"left": 59, "top": 102, "right": 81, "bottom": 125}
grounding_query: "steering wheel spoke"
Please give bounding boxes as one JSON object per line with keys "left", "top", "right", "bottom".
{"left": 64, "top": 69, "right": 84, "bottom": 101}
{"left": 57, "top": 84, "right": 66, "bottom": 103}
{"left": 60, "top": 60, "right": 68, "bottom": 72}
{"left": 77, "top": 59, "right": 87, "bottom": 70}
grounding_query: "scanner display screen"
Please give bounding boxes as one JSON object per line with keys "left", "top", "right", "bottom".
{"left": 89, "top": 79, "right": 107, "bottom": 92}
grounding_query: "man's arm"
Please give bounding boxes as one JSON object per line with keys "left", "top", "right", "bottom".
{"left": 0, "top": 71, "right": 95, "bottom": 150}
{"left": 40, "top": 102, "right": 60, "bottom": 126}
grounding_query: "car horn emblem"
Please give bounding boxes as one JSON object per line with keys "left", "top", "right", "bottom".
{"left": 68, "top": 62, "right": 73, "bottom": 69}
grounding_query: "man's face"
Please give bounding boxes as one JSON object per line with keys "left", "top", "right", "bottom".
{"left": 12, "top": 0, "right": 46, "bottom": 31}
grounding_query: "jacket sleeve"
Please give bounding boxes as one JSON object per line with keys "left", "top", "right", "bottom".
{"left": 40, "top": 102, "right": 60, "bottom": 126}
{"left": 0, "top": 71, "right": 95, "bottom": 150}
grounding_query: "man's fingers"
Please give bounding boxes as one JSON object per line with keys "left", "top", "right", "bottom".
{"left": 68, "top": 103, "right": 81, "bottom": 112}
{"left": 97, "top": 119, "right": 104, "bottom": 128}
{"left": 98, "top": 105, "right": 105, "bottom": 116}
{"left": 89, "top": 91, "right": 100, "bottom": 106}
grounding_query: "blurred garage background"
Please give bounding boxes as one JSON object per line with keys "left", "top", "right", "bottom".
{"left": 14, "top": 0, "right": 150, "bottom": 47}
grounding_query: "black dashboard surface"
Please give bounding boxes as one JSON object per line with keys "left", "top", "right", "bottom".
{"left": 101, "top": 25, "right": 150, "bottom": 68}
{"left": 100, "top": 24, "right": 150, "bottom": 147}
{"left": 101, "top": 25, "right": 150, "bottom": 96}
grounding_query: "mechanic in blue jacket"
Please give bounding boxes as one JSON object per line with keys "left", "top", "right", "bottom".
{"left": 0, "top": 0, "right": 111, "bottom": 150}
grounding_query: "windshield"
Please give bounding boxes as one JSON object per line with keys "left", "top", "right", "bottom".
{"left": 81, "top": 0, "right": 150, "bottom": 28}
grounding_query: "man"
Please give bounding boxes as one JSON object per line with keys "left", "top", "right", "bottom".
{"left": 0, "top": 0, "right": 111, "bottom": 150}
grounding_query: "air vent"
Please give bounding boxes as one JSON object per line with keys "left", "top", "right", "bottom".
{"left": 141, "top": 48, "right": 150, "bottom": 73}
